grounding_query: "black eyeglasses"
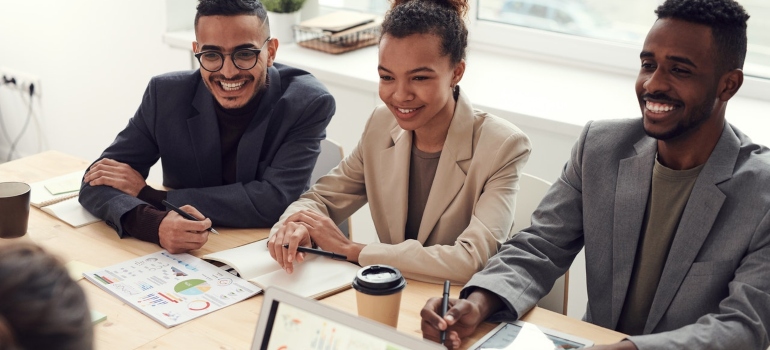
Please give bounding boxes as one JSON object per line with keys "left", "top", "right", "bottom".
{"left": 194, "top": 37, "right": 272, "bottom": 72}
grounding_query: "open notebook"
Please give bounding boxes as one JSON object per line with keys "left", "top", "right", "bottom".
{"left": 252, "top": 287, "right": 444, "bottom": 350}
{"left": 202, "top": 240, "right": 360, "bottom": 300}
{"left": 29, "top": 170, "right": 100, "bottom": 228}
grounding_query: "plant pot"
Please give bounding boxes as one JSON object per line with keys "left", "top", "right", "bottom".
{"left": 267, "top": 11, "right": 301, "bottom": 45}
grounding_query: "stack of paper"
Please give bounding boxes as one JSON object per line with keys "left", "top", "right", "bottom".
{"left": 297, "top": 11, "right": 377, "bottom": 33}
{"left": 29, "top": 171, "right": 101, "bottom": 228}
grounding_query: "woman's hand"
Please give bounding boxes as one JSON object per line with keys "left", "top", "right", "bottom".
{"left": 287, "top": 210, "right": 364, "bottom": 263}
{"left": 267, "top": 220, "right": 312, "bottom": 274}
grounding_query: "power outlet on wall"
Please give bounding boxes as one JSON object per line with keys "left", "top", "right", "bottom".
{"left": 0, "top": 67, "right": 42, "bottom": 97}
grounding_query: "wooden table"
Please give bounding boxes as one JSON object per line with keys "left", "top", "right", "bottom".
{"left": 322, "top": 279, "right": 627, "bottom": 348}
{"left": 0, "top": 151, "right": 626, "bottom": 349}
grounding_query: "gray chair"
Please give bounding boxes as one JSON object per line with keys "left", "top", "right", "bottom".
{"left": 512, "top": 173, "right": 569, "bottom": 315}
{"left": 310, "top": 139, "right": 351, "bottom": 239}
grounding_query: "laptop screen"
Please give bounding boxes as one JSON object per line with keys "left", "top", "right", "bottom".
{"left": 253, "top": 288, "right": 443, "bottom": 350}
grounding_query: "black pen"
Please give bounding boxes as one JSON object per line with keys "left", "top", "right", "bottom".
{"left": 161, "top": 200, "right": 220, "bottom": 235}
{"left": 440, "top": 280, "right": 450, "bottom": 344}
{"left": 282, "top": 244, "right": 347, "bottom": 260}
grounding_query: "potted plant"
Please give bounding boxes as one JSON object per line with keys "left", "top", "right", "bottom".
{"left": 263, "top": 0, "right": 306, "bottom": 13}
{"left": 263, "top": 0, "right": 307, "bottom": 44}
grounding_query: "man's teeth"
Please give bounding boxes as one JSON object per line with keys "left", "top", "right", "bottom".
{"left": 220, "top": 81, "right": 245, "bottom": 91}
{"left": 398, "top": 108, "right": 417, "bottom": 113}
{"left": 646, "top": 101, "right": 676, "bottom": 113}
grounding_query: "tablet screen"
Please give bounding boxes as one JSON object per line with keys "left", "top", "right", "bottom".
{"left": 472, "top": 322, "right": 591, "bottom": 349}
{"left": 260, "top": 301, "right": 416, "bottom": 350}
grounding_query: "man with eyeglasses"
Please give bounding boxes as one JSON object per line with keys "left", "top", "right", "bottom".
{"left": 79, "top": 0, "right": 335, "bottom": 253}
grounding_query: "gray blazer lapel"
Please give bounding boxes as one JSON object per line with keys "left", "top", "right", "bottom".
{"left": 236, "top": 67, "right": 280, "bottom": 181}
{"left": 611, "top": 136, "right": 656, "bottom": 327}
{"left": 380, "top": 125, "right": 411, "bottom": 244}
{"left": 417, "top": 92, "right": 474, "bottom": 243}
{"left": 644, "top": 124, "right": 737, "bottom": 333}
{"left": 189, "top": 82, "right": 222, "bottom": 185}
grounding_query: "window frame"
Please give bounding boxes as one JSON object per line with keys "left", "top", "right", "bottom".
{"left": 467, "top": 1, "right": 770, "bottom": 101}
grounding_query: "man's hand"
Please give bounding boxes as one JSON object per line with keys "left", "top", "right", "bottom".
{"left": 268, "top": 220, "right": 313, "bottom": 274}
{"left": 421, "top": 289, "right": 503, "bottom": 349}
{"left": 587, "top": 341, "right": 639, "bottom": 350}
{"left": 84, "top": 158, "right": 146, "bottom": 196}
{"left": 158, "top": 205, "right": 210, "bottom": 254}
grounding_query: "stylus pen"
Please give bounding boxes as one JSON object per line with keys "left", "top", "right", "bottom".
{"left": 161, "top": 200, "right": 220, "bottom": 235}
{"left": 282, "top": 244, "right": 347, "bottom": 260}
{"left": 441, "top": 280, "right": 450, "bottom": 344}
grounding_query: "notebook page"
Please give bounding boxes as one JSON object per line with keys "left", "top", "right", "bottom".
{"left": 248, "top": 257, "right": 359, "bottom": 299}
{"left": 40, "top": 197, "right": 100, "bottom": 228}
{"left": 202, "top": 240, "right": 285, "bottom": 280}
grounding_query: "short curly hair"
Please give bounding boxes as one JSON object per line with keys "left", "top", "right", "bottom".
{"left": 194, "top": 0, "right": 269, "bottom": 35}
{"left": 655, "top": 0, "right": 749, "bottom": 72}
{"left": 381, "top": 0, "right": 469, "bottom": 65}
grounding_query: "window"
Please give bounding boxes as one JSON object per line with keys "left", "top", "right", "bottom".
{"left": 318, "top": 0, "right": 389, "bottom": 14}
{"left": 479, "top": 0, "right": 650, "bottom": 44}
{"left": 318, "top": 0, "right": 770, "bottom": 100}
{"left": 477, "top": 0, "right": 770, "bottom": 81}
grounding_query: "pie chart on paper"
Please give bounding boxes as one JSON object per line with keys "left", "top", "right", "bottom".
{"left": 174, "top": 279, "right": 212, "bottom": 296}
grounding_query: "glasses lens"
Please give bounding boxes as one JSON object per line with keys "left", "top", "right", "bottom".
{"left": 198, "top": 52, "right": 223, "bottom": 72}
{"left": 233, "top": 49, "right": 259, "bottom": 70}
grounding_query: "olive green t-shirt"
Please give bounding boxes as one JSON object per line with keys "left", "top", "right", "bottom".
{"left": 404, "top": 143, "right": 441, "bottom": 241}
{"left": 616, "top": 158, "right": 704, "bottom": 335}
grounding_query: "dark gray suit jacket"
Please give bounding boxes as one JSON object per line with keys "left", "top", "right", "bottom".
{"left": 465, "top": 119, "right": 770, "bottom": 349}
{"left": 79, "top": 63, "right": 335, "bottom": 235}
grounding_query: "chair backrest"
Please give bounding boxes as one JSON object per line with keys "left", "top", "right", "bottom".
{"left": 514, "top": 173, "right": 569, "bottom": 315}
{"left": 310, "top": 139, "right": 350, "bottom": 239}
{"left": 311, "top": 139, "right": 345, "bottom": 185}
{"left": 511, "top": 173, "right": 553, "bottom": 234}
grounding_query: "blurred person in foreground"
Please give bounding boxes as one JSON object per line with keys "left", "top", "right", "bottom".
{"left": 0, "top": 243, "right": 92, "bottom": 350}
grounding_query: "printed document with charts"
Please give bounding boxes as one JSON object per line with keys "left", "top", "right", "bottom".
{"left": 83, "top": 251, "right": 259, "bottom": 327}
{"left": 29, "top": 170, "right": 100, "bottom": 228}
{"left": 201, "top": 240, "right": 360, "bottom": 300}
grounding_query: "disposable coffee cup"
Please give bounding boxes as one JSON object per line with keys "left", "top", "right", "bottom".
{"left": 0, "top": 182, "right": 31, "bottom": 239}
{"left": 352, "top": 264, "right": 407, "bottom": 328}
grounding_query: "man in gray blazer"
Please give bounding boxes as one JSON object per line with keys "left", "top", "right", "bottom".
{"left": 79, "top": 0, "right": 335, "bottom": 253}
{"left": 421, "top": 0, "right": 770, "bottom": 349}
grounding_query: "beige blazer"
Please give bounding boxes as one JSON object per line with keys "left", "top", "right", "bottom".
{"left": 272, "top": 89, "right": 531, "bottom": 283}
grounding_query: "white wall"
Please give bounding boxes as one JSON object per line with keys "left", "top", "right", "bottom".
{"left": 0, "top": 1, "right": 190, "bottom": 173}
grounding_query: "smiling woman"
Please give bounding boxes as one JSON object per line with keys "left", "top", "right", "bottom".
{"left": 376, "top": 32, "right": 465, "bottom": 150}
{"left": 269, "top": 0, "right": 532, "bottom": 285}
